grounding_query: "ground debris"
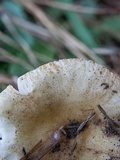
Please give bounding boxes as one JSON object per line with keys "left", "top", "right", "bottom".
{"left": 64, "top": 120, "right": 81, "bottom": 139}
{"left": 101, "top": 83, "right": 109, "bottom": 89}
{"left": 22, "top": 147, "right": 27, "bottom": 156}
{"left": 69, "top": 112, "right": 96, "bottom": 160}
{"left": 52, "top": 143, "right": 61, "bottom": 153}
{"left": 97, "top": 105, "right": 120, "bottom": 135}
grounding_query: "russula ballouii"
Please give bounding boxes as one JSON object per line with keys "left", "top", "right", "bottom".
{"left": 0, "top": 59, "right": 120, "bottom": 160}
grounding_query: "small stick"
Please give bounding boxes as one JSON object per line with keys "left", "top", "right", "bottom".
{"left": 20, "top": 127, "right": 66, "bottom": 160}
{"left": 69, "top": 112, "right": 96, "bottom": 160}
{"left": 97, "top": 105, "right": 120, "bottom": 135}
{"left": 77, "top": 112, "right": 96, "bottom": 134}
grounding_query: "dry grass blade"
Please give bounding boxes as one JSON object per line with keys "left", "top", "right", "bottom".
{"left": 0, "top": 74, "right": 17, "bottom": 89}
{"left": 0, "top": 31, "right": 54, "bottom": 62}
{"left": 0, "top": 47, "right": 33, "bottom": 70}
{"left": 33, "top": 0, "right": 117, "bottom": 15}
{"left": 105, "top": 28, "right": 120, "bottom": 42}
{"left": 19, "top": 0, "right": 105, "bottom": 64}
{"left": 0, "top": 31, "right": 19, "bottom": 49}
{"left": 1, "top": 13, "right": 38, "bottom": 67}
{"left": 10, "top": 15, "right": 52, "bottom": 40}
{"left": 9, "top": 15, "right": 68, "bottom": 60}
{"left": 34, "top": 51, "right": 55, "bottom": 62}
{"left": 93, "top": 47, "right": 119, "bottom": 55}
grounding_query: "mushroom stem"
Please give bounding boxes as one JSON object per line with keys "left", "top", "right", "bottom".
{"left": 20, "top": 113, "right": 95, "bottom": 160}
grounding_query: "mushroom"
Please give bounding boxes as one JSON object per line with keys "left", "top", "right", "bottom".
{"left": 0, "top": 59, "right": 120, "bottom": 160}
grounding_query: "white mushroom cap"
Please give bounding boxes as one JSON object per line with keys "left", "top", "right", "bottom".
{"left": 0, "top": 59, "right": 120, "bottom": 159}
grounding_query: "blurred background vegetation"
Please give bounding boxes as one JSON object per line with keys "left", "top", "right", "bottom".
{"left": 0, "top": 0, "right": 120, "bottom": 91}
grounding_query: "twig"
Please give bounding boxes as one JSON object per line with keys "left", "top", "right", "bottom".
{"left": 33, "top": 0, "right": 117, "bottom": 15}
{"left": 69, "top": 112, "right": 95, "bottom": 160}
{"left": 97, "top": 105, "right": 120, "bottom": 135}
{"left": 20, "top": 127, "right": 66, "bottom": 160}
